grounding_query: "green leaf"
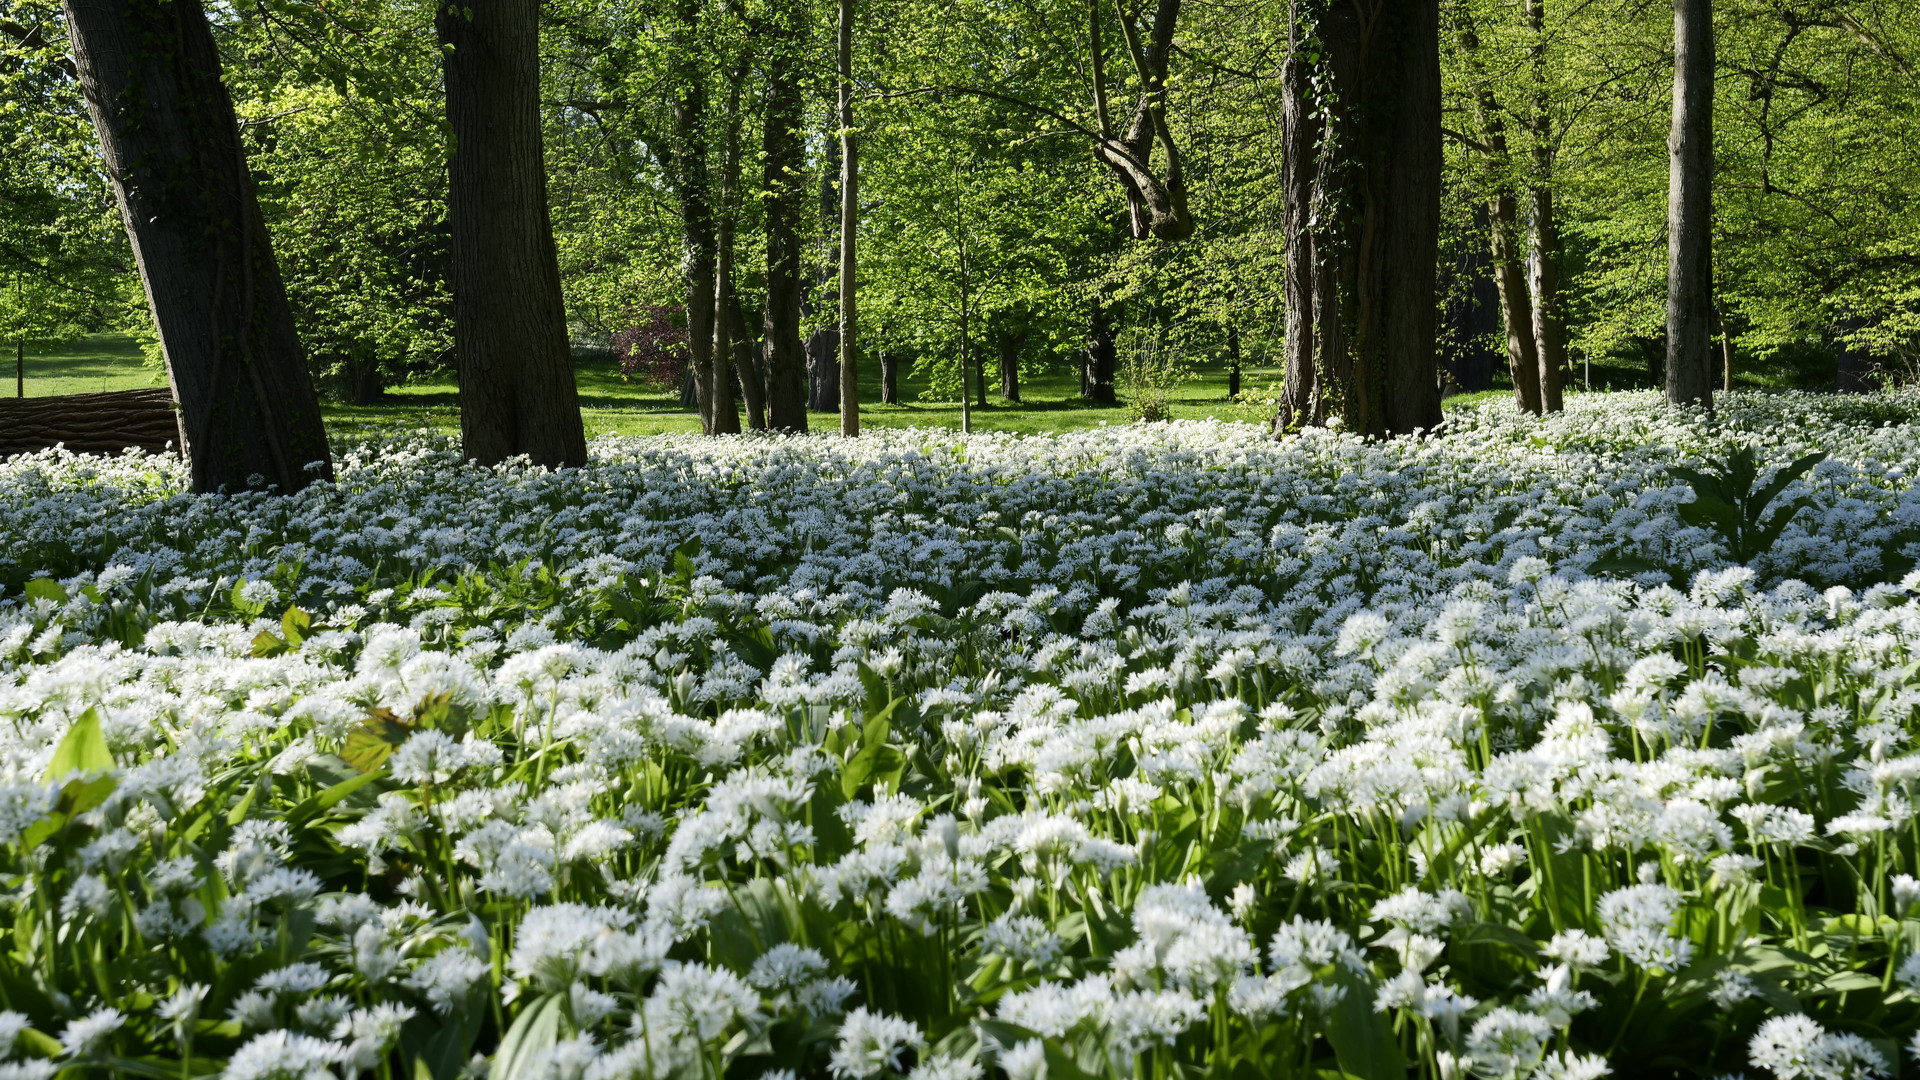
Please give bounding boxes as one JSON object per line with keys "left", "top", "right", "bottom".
{"left": 286, "top": 766, "right": 388, "bottom": 827}
{"left": 492, "top": 993, "right": 564, "bottom": 1080}
{"left": 841, "top": 741, "right": 907, "bottom": 800}
{"left": 1326, "top": 965, "right": 1404, "bottom": 1080}
{"left": 22, "top": 578, "right": 64, "bottom": 605}
{"left": 344, "top": 709, "right": 415, "bottom": 774}
{"left": 1750, "top": 451, "right": 1826, "bottom": 515}
{"left": 45, "top": 707, "right": 113, "bottom": 780}
{"left": 251, "top": 630, "right": 290, "bottom": 658}
{"left": 281, "top": 605, "right": 312, "bottom": 648}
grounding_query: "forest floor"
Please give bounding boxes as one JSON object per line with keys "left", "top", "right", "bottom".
{"left": 11, "top": 331, "right": 1792, "bottom": 438}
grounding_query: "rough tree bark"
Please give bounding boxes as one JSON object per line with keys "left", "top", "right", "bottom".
{"left": 64, "top": 0, "right": 333, "bottom": 492}
{"left": 0, "top": 388, "right": 178, "bottom": 456}
{"left": 837, "top": 0, "right": 859, "bottom": 435}
{"left": 1666, "top": 0, "right": 1715, "bottom": 411}
{"left": 437, "top": 0, "right": 585, "bottom": 468}
{"left": 1084, "top": 305, "right": 1118, "bottom": 404}
{"left": 1527, "top": 0, "right": 1565, "bottom": 411}
{"left": 668, "top": 0, "right": 718, "bottom": 435}
{"left": 1276, "top": 0, "right": 1443, "bottom": 437}
{"left": 761, "top": 0, "right": 808, "bottom": 431}
{"left": 1454, "top": 0, "right": 1542, "bottom": 416}
{"left": 710, "top": 69, "right": 748, "bottom": 436}
{"left": 807, "top": 329, "right": 839, "bottom": 411}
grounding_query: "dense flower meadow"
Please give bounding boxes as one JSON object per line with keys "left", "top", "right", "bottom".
{"left": 4, "top": 390, "right": 1920, "bottom": 1080}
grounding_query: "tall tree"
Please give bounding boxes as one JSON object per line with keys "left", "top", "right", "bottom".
{"left": 837, "top": 0, "right": 859, "bottom": 436}
{"left": 1277, "top": 0, "right": 1443, "bottom": 436}
{"left": 1452, "top": 0, "right": 1545, "bottom": 416}
{"left": 438, "top": 0, "right": 586, "bottom": 466}
{"left": 1526, "top": 0, "right": 1566, "bottom": 410}
{"left": 63, "top": 0, "right": 333, "bottom": 492}
{"left": 1666, "top": 0, "right": 1715, "bottom": 409}
{"left": 711, "top": 65, "right": 748, "bottom": 435}
{"left": 760, "top": 0, "right": 808, "bottom": 431}
{"left": 666, "top": 0, "right": 720, "bottom": 434}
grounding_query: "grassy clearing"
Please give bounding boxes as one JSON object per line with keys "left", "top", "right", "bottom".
{"left": 20, "top": 331, "right": 1726, "bottom": 439}
{"left": 7, "top": 334, "right": 166, "bottom": 398}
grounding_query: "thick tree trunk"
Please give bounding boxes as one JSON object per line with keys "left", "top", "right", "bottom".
{"left": 761, "top": 0, "right": 808, "bottom": 432}
{"left": 1276, "top": 0, "right": 1442, "bottom": 437}
{"left": 64, "top": 0, "right": 332, "bottom": 492}
{"left": 806, "top": 329, "right": 840, "bottom": 411}
{"left": 1527, "top": 0, "right": 1566, "bottom": 412}
{"left": 1084, "top": 305, "right": 1117, "bottom": 404}
{"left": 1666, "top": 0, "right": 1715, "bottom": 411}
{"left": 341, "top": 354, "right": 385, "bottom": 405}
{"left": 1491, "top": 193, "right": 1543, "bottom": 415}
{"left": 1454, "top": 0, "right": 1542, "bottom": 416}
{"left": 837, "top": 0, "right": 859, "bottom": 436}
{"left": 0, "top": 388, "right": 178, "bottom": 456}
{"left": 881, "top": 349, "right": 898, "bottom": 404}
{"left": 997, "top": 328, "right": 1023, "bottom": 402}
{"left": 437, "top": 0, "right": 584, "bottom": 468}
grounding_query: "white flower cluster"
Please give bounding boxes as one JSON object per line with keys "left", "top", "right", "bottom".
{"left": 0, "top": 391, "right": 1914, "bottom": 1080}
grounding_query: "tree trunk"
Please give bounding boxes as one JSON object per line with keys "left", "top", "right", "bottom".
{"left": 1453, "top": 0, "right": 1542, "bottom": 416}
{"left": 1527, "top": 0, "right": 1565, "bottom": 412}
{"left": 1277, "top": 17, "right": 1320, "bottom": 430}
{"left": 1666, "top": 0, "right": 1715, "bottom": 411}
{"left": 341, "top": 354, "right": 385, "bottom": 405}
{"left": 760, "top": 0, "right": 808, "bottom": 432}
{"left": 806, "top": 329, "right": 840, "bottom": 411}
{"left": 1226, "top": 325, "right": 1241, "bottom": 399}
{"left": 1716, "top": 300, "right": 1734, "bottom": 391}
{"left": 1084, "top": 305, "right": 1117, "bottom": 404}
{"left": 670, "top": 0, "right": 718, "bottom": 435}
{"left": 1491, "top": 192, "right": 1543, "bottom": 414}
{"left": 728, "top": 287, "right": 765, "bottom": 429}
{"left": 64, "top": 0, "right": 333, "bottom": 492}
{"left": 997, "top": 327, "right": 1023, "bottom": 402}
{"left": 881, "top": 348, "right": 898, "bottom": 404}
{"left": 13, "top": 340, "right": 20, "bottom": 398}
{"left": 1086, "top": 0, "right": 1194, "bottom": 240}
{"left": 711, "top": 71, "right": 747, "bottom": 436}
{"left": 0, "top": 388, "right": 179, "bottom": 456}
{"left": 437, "top": 0, "right": 584, "bottom": 468}
{"left": 837, "top": 0, "right": 859, "bottom": 436}
{"left": 1276, "top": 0, "right": 1442, "bottom": 438}
{"left": 976, "top": 342, "right": 989, "bottom": 409}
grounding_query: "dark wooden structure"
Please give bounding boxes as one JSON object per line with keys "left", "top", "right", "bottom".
{"left": 0, "top": 388, "right": 180, "bottom": 457}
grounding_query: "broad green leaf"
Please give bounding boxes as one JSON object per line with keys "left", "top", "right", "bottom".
{"left": 492, "top": 993, "right": 564, "bottom": 1080}
{"left": 281, "top": 605, "right": 312, "bottom": 647}
{"left": 1326, "top": 964, "right": 1404, "bottom": 1080}
{"left": 344, "top": 709, "right": 415, "bottom": 774}
{"left": 251, "top": 630, "right": 290, "bottom": 658}
{"left": 46, "top": 707, "right": 113, "bottom": 780}
{"left": 22, "top": 578, "right": 65, "bottom": 604}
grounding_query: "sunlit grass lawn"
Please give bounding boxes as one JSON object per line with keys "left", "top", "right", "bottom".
{"left": 19, "top": 331, "right": 1698, "bottom": 442}
{"left": 30, "top": 333, "right": 1289, "bottom": 439}
{"left": 9, "top": 335, "right": 168, "bottom": 397}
